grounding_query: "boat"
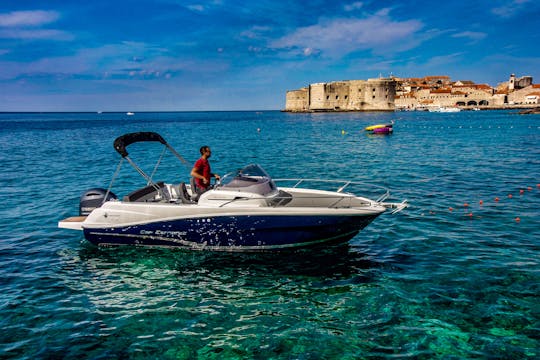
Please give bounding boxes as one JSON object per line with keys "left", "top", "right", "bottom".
{"left": 365, "top": 122, "right": 393, "bottom": 131}
{"left": 365, "top": 121, "right": 394, "bottom": 135}
{"left": 126, "top": 112, "right": 135, "bottom": 116}
{"left": 58, "top": 132, "right": 407, "bottom": 251}
{"left": 428, "top": 106, "right": 461, "bottom": 113}
{"left": 371, "top": 126, "right": 393, "bottom": 134}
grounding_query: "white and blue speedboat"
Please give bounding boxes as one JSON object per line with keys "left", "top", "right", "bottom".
{"left": 59, "top": 132, "right": 406, "bottom": 251}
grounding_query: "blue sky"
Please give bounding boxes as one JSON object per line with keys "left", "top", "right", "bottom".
{"left": 1, "top": 0, "right": 539, "bottom": 111}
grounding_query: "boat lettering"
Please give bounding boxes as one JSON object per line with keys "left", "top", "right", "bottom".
{"left": 139, "top": 230, "right": 187, "bottom": 237}
{"left": 156, "top": 230, "right": 187, "bottom": 237}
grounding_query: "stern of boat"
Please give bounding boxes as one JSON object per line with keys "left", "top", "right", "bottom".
{"left": 58, "top": 216, "right": 86, "bottom": 230}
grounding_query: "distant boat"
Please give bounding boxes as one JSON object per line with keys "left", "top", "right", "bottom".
{"left": 428, "top": 107, "right": 461, "bottom": 113}
{"left": 126, "top": 112, "right": 135, "bottom": 116}
{"left": 365, "top": 122, "right": 393, "bottom": 135}
{"left": 365, "top": 120, "right": 394, "bottom": 134}
{"left": 372, "top": 126, "right": 393, "bottom": 134}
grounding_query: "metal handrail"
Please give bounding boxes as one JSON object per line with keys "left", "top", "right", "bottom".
{"left": 273, "top": 177, "right": 390, "bottom": 195}
{"left": 205, "top": 177, "right": 393, "bottom": 208}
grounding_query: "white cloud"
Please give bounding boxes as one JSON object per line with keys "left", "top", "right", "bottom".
{"left": 423, "top": 52, "right": 465, "bottom": 68}
{"left": 0, "top": 10, "right": 59, "bottom": 27}
{"left": 186, "top": 0, "right": 223, "bottom": 13}
{"left": 0, "top": 41, "right": 228, "bottom": 81}
{"left": 491, "top": 0, "right": 532, "bottom": 18}
{"left": 344, "top": 2, "right": 364, "bottom": 12}
{"left": 187, "top": 4, "right": 205, "bottom": 12}
{"left": 0, "top": 10, "right": 71, "bottom": 41}
{"left": 270, "top": 9, "right": 423, "bottom": 58}
{"left": 452, "top": 31, "right": 487, "bottom": 42}
{"left": 240, "top": 26, "right": 272, "bottom": 40}
{"left": 303, "top": 47, "right": 317, "bottom": 56}
{"left": 0, "top": 28, "right": 73, "bottom": 41}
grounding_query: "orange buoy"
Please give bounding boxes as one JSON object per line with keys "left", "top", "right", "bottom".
{"left": 464, "top": 203, "right": 469, "bottom": 207}
{"left": 468, "top": 212, "right": 473, "bottom": 218}
{"left": 449, "top": 207, "right": 453, "bottom": 212}
{"left": 479, "top": 200, "right": 483, "bottom": 205}
{"left": 520, "top": 189, "right": 524, "bottom": 195}
{"left": 495, "top": 197, "right": 500, "bottom": 202}
{"left": 528, "top": 187, "right": 532, "bottom": 191}
{"left": 508, "top": 194, "right": 513, "bottom": 199}
{"left": 515, "top": 217, "right": 521, "bottom": 222}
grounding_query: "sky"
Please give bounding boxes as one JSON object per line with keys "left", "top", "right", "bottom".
{"left": 1, "top": 0, "right": 539, "bottom": 112}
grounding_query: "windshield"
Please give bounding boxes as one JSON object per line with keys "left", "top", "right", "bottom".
{"left": 218, "top": 164, "right": 277, "bottom": 195}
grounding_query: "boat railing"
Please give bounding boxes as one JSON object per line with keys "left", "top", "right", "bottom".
{"left": 205, "top": 192, "right": 372, "bottom": 209}
{"left": 170, "top": 178, "right": 407, "bottom": 212}
{"left": 273, "top": 178, "right": 391, "bottom": 202}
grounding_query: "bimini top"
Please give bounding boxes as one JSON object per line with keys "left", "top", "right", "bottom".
{"left": 113, "top": 132, "right": 167, "bottom": 157}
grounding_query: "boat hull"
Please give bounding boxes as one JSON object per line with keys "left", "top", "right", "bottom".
{"left": 372, "top": 127, "right": 393, "bottom": 134}
{"left": 83, "top": 213, "right": 380, "bottom": 251}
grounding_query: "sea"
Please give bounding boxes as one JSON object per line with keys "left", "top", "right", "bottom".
{"left": 0, "top": 110, "right": 538, "bottom": 359}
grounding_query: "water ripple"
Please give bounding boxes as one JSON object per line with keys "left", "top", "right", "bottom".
{"left": 0, "top": 111, "right": 538, "bottom": 358}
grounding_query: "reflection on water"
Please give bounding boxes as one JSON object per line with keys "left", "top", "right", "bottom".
{"left": 59, "top": 242, "right": 406, "bottom": 358}
{"left": 77, "top": 242, "right": 389, "bottom": 281}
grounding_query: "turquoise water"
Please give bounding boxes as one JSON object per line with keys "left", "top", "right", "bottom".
{"left": 0, "top": 111, "right": 538, "bottom": 359}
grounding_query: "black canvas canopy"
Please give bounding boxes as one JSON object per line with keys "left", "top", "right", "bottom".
{"left": 113, "top": 132, "right": 167, "bottom": 157}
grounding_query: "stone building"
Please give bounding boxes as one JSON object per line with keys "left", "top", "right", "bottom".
{"left": 284, "top": 78, "right": 396, "bottom": 112}
{"left": 508, "top": 84, "right": 540, "bottom": 105}
{"left": 395, "top": 74, "right": 537, "bottom": 109}
{"left": 286, "top": 74, "right": 538, "bottom": 111}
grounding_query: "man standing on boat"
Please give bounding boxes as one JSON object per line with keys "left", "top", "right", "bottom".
{"left": 191, "top": 146, "right": 220, "bottom": 194}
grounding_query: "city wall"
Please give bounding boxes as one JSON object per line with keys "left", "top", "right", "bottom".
{"left": 285, "top": 78, "right": 396, "bottom": 112}
{"left": 285, "top": 74, "right": 539, "bottom": 112}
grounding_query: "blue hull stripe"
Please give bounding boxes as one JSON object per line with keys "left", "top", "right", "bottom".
{"left": 83, "top": 214, "right": 379, "bottom": 251}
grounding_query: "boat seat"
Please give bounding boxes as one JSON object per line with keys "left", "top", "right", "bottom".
{"left": 190, "top": 177, "right": 203, "bottom": 202}
{"left": 123, "top": 181, "right": 165, "bottom": 202}
{"left": 177, "top": 182, "right": 196, "bottom": 204}
{"left": 268, "top": 190, "right": 293, "bottom": 207}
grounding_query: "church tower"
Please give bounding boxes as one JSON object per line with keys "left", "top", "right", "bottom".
{"left": 509, "top": 73, "right": 516, "bottom": 91}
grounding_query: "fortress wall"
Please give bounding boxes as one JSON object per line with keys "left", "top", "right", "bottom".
{"left": 363, "top": 79, "right": 396, "bottom": 110}
{"left": 285, "top": 88, "right": 309, "bottom": 111}
{"left": 516, "top": 76, "right": 533, "bottom": 88}
{"left": 319, "top": 82, "right": 350, "bottom": 110}
{"left": 308, "top": 83, "right": 326, "bottom": 110}
{"left": 285, "top": 78, "right": 396, "bottom": 112}
{"left": 347, "top": 80, "right": 366, "bottom": 110}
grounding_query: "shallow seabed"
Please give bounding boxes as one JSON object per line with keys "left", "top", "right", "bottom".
{"left": 0, "top": 110, "right": 539, "bottom": 359}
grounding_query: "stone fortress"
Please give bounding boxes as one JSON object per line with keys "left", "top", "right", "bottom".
{"left": 284, "top": 74, "right": 539, "bottom": 112}
{"left": 285, "top": 78, "right": 396, "bottom": 112}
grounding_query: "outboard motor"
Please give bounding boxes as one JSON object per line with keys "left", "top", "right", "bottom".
{"left": 79, "top": 188, "right": 117, "bottom": 216}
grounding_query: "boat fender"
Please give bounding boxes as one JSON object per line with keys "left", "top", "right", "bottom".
{"left": 79, "top": 188, "right": 117, "bottom": 216}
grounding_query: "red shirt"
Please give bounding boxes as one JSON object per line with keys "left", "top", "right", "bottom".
{"left": 193, "top": 157, "right": 211, "bottom": 190}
